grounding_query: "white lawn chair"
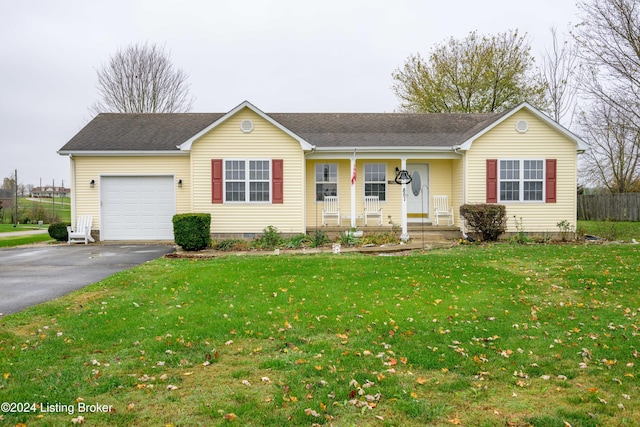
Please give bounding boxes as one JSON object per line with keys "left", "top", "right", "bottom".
{"left": 67, "top": 215, "right": 95, "bottom": 244}
{"left": 433, "top": 195, "right": 454, "bottom": 226}
{"left": 364, "top": 196, "right": 383, "bottom": 226}
{"left": 322, "top": 196, "right": 341, "bottom": 226}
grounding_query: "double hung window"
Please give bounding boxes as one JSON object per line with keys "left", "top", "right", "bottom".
{"left": 364, "top": 163, "right": 386, "bottom": 201}
{"left": 224, "top": 160, "right": 270, "bottom": 202}
{"left": 315, "top": 163, "right": 337, "bottom": 201}
{"left": 499, "top": 159, "right": 544, "bottom": 202}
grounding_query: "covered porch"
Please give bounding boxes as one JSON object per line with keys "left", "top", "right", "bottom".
{"left": 305, "top": 152, "right": 463, "bottom": 241}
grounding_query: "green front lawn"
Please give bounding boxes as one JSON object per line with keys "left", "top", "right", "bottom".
{"left": 0, "top": 234, "right": 53, "bottom": 247}
{"left": 578, "top": 220, "right": 640, "bottom": 242}
{"left": 1, "top": 244, "right": 638, "bottom": 426}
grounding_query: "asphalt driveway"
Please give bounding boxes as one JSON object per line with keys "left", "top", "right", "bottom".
{"left": 0, "top": 244, "right": 175, "bottom": 316}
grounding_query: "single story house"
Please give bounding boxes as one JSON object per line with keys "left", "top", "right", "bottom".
{"left": 58, "top": 100, "right": 588, "bottom": 241}
{"left": 31, "top": 186, "right": 70, "bottom": 199}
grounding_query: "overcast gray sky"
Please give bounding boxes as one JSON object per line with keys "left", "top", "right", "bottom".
{"left": 1, "top": 0, "right": 579, "bottom": 187}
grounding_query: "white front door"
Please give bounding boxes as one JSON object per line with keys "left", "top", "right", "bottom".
{"left": 407, "top": 163, "right": 429, "bottom": 222}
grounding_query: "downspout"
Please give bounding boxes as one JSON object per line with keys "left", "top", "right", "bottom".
{"left": 350, "top": 148, "right": 356, "bottom": 229}
{"left": 453, "top": 145, "right": 467, "bottom": 238}
{"left": 69, "top": 154, "right": 76, "bottom": 228}
{"left": 303, "top": 146, "right": 317, "bottom": 234}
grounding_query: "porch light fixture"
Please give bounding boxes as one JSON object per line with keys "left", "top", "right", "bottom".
{"left": 178, "top": 179, "right": 183, "bottom": 188}
{"left": 394, "top": 167, "right": 412, "bottom": 185}
{"left": 90, "top": 179, "right": 95, "bottom": 188}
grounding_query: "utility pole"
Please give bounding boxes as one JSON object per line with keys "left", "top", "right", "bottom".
{"left": 14, "top": 169, "right": 18, "bottom": 227}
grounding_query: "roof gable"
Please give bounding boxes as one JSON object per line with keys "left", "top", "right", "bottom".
{"left": 458, "top": 102, "right": 589, "bottom": 152}
{"left": 178, "top": 101, "right": 315, "bottom": 152}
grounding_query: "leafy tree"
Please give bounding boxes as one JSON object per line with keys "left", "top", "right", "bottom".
{"left": 573, "top": 0, "right": 640, "bottom": 192}
{"left": 91, "top": 42, "right": 194, "bottom": 114}
{"left": 392, "top": 30, "right": 547, "bottom": 113}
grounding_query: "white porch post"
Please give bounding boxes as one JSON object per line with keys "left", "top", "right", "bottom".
{"left": 400, "top": 158, "right": 409, "bottom": 242}
{"left": 350, "top": 156, "right": 356, "bottom": 228}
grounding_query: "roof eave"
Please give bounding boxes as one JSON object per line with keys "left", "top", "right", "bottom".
{"left": 57, "top": 150, "right": 187, "bottom": 157}
{"left": 311, "top": 146, "right": 457, "bottom": 153}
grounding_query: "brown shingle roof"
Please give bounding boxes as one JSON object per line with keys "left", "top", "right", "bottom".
{"left": 59, "top": 113, "right": 223, "bottom": 152}
{"left": 58, "top": 110, "right": 508, "bottom": 152}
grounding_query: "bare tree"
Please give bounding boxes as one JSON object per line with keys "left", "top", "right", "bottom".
{"left": 540, "top": 27, "right": 580, "bottom": 127}
{"left": 392, "top": 30, "right": 547, "bottom": 113}
{"left": 91, "top": 42, "right": 194, "bottom": 114}
{"left": 578, "top": 100, "right": 640, "bottom": 192}
{"left": 572, "top": 0, "right": 640, "bottom": 192}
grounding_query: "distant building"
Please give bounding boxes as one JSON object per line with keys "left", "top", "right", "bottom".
{"left": 31, "top": 186, "right": 70, "bottom": 198}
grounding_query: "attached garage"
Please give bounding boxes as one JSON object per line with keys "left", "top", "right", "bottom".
{"left": 100, "top": 176, "right": 175, "bottom": 240}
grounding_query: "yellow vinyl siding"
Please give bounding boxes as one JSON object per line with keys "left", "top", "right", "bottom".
{"left": 451, "top": 158, "right": 464, "bottom": 225}
{"left": 72, "top": 156, "right": 190, "bottom": 230}
{"left": 427, "top": 160, "right": 456, "bottom": 222}
{"left": 191, "top": 108, "right": 305, "bottom": 234}
{"left": 465, "top": 109, "right": 578, "bottom": 233}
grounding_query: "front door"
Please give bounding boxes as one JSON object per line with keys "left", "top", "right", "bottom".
{"left": 407, "top": 163, "right": 429, "bottom": 222}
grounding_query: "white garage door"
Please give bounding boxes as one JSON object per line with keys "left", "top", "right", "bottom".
{"left": 101, "top": 176, "right": 175, "bottom": 240}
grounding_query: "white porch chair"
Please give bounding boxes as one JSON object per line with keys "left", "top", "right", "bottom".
{"left": 322, "top": 196, "right": 341, "bottom": 226}
{"left": 433, "top": 195, "right": 454, "bottom": 226}
{"left": 67, "top": 215, "right": 95, "bottom": 244}
{"left": 364, "top": 196, "right": 383, "bottom": 226}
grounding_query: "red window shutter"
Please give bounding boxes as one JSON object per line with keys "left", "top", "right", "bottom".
{"left": 211, "top": 159, "right": 223, "bottom": 204}
{"left": 546, "top": 159, "right": 557, "bottom": 203}
{"left": 486, "top": 159, "right": 498, "bottom": 203}
{"left": 272, "top": 159, "right": 284, "bottom": 204}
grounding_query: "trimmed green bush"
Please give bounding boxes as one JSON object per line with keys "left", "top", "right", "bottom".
{"left": 460, "top": 203, "right": 507, "bottom": 241}
{"left": 172, "top": 213, "right": 211, "bottom": 251}
{"left": 48, "top": 223, "right": 69, "bottom": 242}
{"left": 252, "top": 225, "right": 283, "bottom": 250}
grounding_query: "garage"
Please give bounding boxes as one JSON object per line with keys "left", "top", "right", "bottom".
{"left": 101, "top": 176, "right": 175, "bottom": 240}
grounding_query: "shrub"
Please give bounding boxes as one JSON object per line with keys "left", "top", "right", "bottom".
{"left": 556, "top": 220, "right": 574, "bottom": 242}
{"left": 361, "top": 232, "right": 400, "bottom": 246}
{"left": 252, "top": 225, "right": 283, "bottom": 250}
{"left": 215, "top": 239, "right": 250, "bottom": 252}
{"left": 48, "top": 223, "right": 69, "bottom": 242}
{"left": 285, "top": 234, "right": 312, "bottom": 249}
{"left": 310, "top": 230, "right": 329, "bottom": 248}
{"left": 459, "top": 204, "right": 506, "bottom": 242}
{"left": 172, "top": 213, "right": 211, "bottom": 251}
{"left": 338, "top": 230, "right": 360, "bottom": 246}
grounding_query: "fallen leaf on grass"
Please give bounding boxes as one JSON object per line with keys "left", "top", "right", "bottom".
{"left": 304, "top": 408, "right": 320, "bottom": 417}
{"left": 223, "top": 413, "right": 237, "bottom": 421}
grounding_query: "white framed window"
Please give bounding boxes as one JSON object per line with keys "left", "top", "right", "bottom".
{"left": 499, "top": 159, "right": 544, "bottom": 202}
{"left": 224, "top": 159, "right": 271, "bottom": 202}
{"left": 315, "top": 163, "right": 337, "bottom": 201}
{"left": 364, "top": 163, "right": 386, "bottom": 201}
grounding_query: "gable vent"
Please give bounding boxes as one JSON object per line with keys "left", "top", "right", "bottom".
{"left": 240, "top": 119, "right": 254, "bottom": 133}
{"left": 515, "top": 120, "right": 529, "bottom": 133}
